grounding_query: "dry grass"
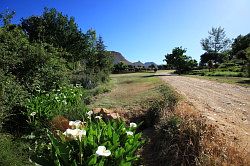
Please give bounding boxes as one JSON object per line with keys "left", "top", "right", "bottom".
{"left": 89, "top": 72, "right": 249, "bottom": 166}
{"left": 89, "top": 72, "right": 163, "bottom": 111}
{"left": 142, "top": 99, "right": 249, "bottom": 166}
{"left": 175, "top": 102, "right": 249, "bottom": 165}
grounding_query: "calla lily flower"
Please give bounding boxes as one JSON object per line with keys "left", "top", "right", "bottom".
{"left": 96, "top": 146, "right": 111, "bottom": 156}
{"left": 95, "top": 116, "right": 102, "bottom": 119}
{"left": 30, "top": 112, "right": 36, "bottom": 116}
{"left": 129, "top": 122, "right": 137, "bottom": 128}
{"left": 86, "top": 111, "right": 93, "bottom": 119}
{"left": 69, "top": 120, "right": 84, "bottom": 129}
{"left": 126, "top": 131, "right": 133, "bottom": 136}
{"left": 63, "top": 128, "right": 86, "bottom": 141}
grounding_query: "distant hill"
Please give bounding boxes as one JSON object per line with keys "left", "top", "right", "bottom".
{"left": 144, "top": 62, "right": 158, "bottom": 68}
{"left": 109, "top": 51, "right": 158, "bottom": 67}
{"left": 109, "top": 51, "right": 132, "bottom": 65}
{"left": 133, "top": 61, "right": 144, "bottom": 67}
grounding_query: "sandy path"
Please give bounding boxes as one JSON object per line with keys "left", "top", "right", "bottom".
{"left": 160, "top": 74, "right": 250, "bottom": 150}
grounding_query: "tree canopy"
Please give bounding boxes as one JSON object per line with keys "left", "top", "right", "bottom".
{"left": 164, "top": 47, "right": 197, "bottom": 74}
{"left": 1, "top": 8, "right": 113, "bottom": 90}
{"left": 0, "top": 9, "right": 15, "bottom": 26}
{"left": 21, "top": 8, "right": 88, "bottom": 62}
{"left": 231, "top": 33, "right": 250, "bottom": 60}
{"left": 200, "top": 27, "right": 231, "bottom": 65}
{"left": 201, "top": 26, "right": 231, "bottom": 53}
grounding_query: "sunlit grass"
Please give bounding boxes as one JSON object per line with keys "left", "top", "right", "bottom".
{"left": 89, "top": 72, "right": 163, "bottom": 110}
{"left": 186, "top": 75, "right": 250, "bottom": 87}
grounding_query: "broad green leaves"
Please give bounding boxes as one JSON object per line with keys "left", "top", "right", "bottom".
{"left": 32, "top": 116, "right": 143, "bottom": 165}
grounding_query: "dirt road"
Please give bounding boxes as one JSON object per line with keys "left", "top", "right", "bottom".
{"left": 160, "top": 74, "right": 250, "bottom": 150}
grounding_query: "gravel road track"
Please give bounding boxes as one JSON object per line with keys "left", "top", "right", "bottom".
{"left": 160, "top": 73, "right": 250, "bottom": 150}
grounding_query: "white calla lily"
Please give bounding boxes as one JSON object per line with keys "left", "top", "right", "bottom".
{"left": 95, "top": 116, "right": 102, "bottom": 119}
{"left": 96, "top": 146, "right": 111, "bottom": 157}
{"left": 63, "top": 128, "right": 86, "bottom": 141}
{"left": 86, "top": 111, "right": 93, "bottom": 119}
{"left": 129, "top": 122, "right": 137, "bottom": 128}
{"left": 69, "top": 120, "right": 84, "bottom": 129}
{"left": 126, "top": 131, "right": 133, "bottom": 136}
{"left": 30, "top": 112, "right": 36, "bottom": 116}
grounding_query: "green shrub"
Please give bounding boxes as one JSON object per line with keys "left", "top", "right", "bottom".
{"left": 0, "top": 27, "right": 69, "bottom": 93}
{"left": 205, "top": 71, "right": 244, "bottom": 77}
{"left": 26, "top": 85, "right": 88, "bottom": 124}
{"left": 31, "top": 56, "right": 69, "bottom": 92}
{"left": 0, "top": 70, "right": 29, "bottom": 134}
{"left": 0, "top": 134, "right": 32, "bottom": 166}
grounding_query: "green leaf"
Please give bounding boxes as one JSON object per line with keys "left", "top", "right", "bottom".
{"left": 48, "top": 132, "right": 70, "bottom": 165}
{"left": 88, "top": 155, "right": 97, "bottom": 165}
{"left": 97, "top": 159, "right": 105, "bottom": 166}
{"left": 112, "top": 132, "right": 119, "bottom": 146}
{"left": 126, "top": 156, "right": 137, "bottom": 162}
{"left": 120, "top": 160, "right": 131, "bottom": 166}
{"left": 30, "top": 155, "right": 54, "bottom": 166}
{"left": 70, "top": 160, "right": 78, "bottom": 166}
{"left": 107, "top": 123, "right": 112, "bottom": 138}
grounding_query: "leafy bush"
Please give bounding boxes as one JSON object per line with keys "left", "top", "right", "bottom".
{"left": 26, "top": 85, "right": 88, "bottom": 126}
{"left": 205, "top": 71, "right": 244, "bottom": 77}
{"left": 21, "top": 9, "right": 113, "bottom": 88}
{"left": 0, "top": 27, "right": 69, "bottom": 93}
{"left": 31, "top": 117, "right": 144, "bottom": 166}
{"left": 0, "top": 70, "right": 29, "bottom": 134}
{"left": 164, "top": 47, "right": 198, "bottom": 74}
{"left": 0, "top": 134, "right": 31, "bottom": 166}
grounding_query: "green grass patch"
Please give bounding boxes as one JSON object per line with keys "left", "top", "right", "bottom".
{"left": 186, "top": 75, "right": 250, "bottom": 87}
{"left": 89, "top": 72, "right": 163, "bottom": 110}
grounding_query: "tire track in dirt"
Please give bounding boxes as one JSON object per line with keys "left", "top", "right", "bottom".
{"left": 159, "top": 74, "right": 250, "bottom": 151}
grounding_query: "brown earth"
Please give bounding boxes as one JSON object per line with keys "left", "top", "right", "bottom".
{"left": 159, "top": 73, "right": 250, "bottom": 152}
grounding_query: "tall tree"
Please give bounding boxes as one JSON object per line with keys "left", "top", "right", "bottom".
{"left": 231, "top": 33, "right": 250, "bottom": 60}
{"left": 21, "top": 8, "right": 113, "bottom": 88}
{"left": 21, "top": 8, "right": 88, "bottom": 62}
{"left": 164, "top": 47, "right": 197, "bottom": 74}
{"left": 201, "top": 27, "right": 231, "bottom": 53}
{"left": 0, "top": 10, "right": 15, "bottom": 26}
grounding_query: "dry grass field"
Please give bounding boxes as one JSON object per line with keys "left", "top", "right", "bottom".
{"left": 89, "top": 71, "right": 250, "bottom": 165}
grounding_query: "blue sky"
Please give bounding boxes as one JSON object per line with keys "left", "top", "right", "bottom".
{"left": 1, "top": 0, "right": 249, "bottom": 64}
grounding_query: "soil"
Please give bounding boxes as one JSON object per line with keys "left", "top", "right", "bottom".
{"left": 160, "top": 73, "right": 250, "bottom": 152}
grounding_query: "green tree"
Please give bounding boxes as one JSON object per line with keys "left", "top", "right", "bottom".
{"left": 0, "top": 27, "right": 68, "bottom": 92}
{"left": 200, "top": 51, "right": 227, "bottom": 66}
{"left": 84, "top": 35, "right": 113, "bottom": 85}
{"left": 231, "top": 33, "right": 250, "bottom": 60}
{"left": 200, "top": 27, "right": 231, "bottom": 65}
{"left": 113, "top": 62, "right": 128, "bottom": 73}
{"left": 201, "top": 27, "right": 231, "bottom": 53}
{"left": 21, "top": 8, "right": 88, "bottom": 62}
{"left": 164, "top": 47, "right": 197, "bottom": 74}
{"left": 148, "top": 64, "right": 156, "bottom": 70}
{"left": 207, "top": 60, "right": 213, "bottom": 72}
{"left": 95, "top": 36, "right": 113, "bottom": 82}
{"left": 245, "top": 47, "right": 250, "bottom": 77}
{"left": 21, "top": 8, "right": 112, "bottom": 88}
{"left": 0, "top": 9, "right": 15, "bottom": 26}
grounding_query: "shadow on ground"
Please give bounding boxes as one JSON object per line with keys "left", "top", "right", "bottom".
{"left": 141, "top": 74, "right": 178, "bottom": 78}
{"left": 237, "top": 79, "right": 250, "bottom": 85}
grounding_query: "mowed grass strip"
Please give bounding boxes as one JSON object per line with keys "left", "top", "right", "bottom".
{"left": 89, "top": 72, "right": 163, "bottom": 111}
{"left": 186, "top": 75, "right": 250, "bottom": 87}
